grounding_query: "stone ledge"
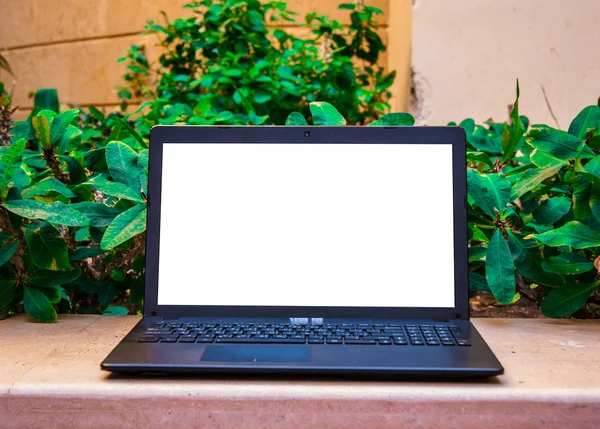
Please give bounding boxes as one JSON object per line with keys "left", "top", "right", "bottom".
{"left": 1, "top": 316, "right": 599, "bottom": 429}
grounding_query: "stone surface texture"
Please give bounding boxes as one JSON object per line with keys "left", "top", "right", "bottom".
{"left": 0, "top": 315, "right": 599, "bottom": 428}
{"left": 412, "top": 0, "right": 600, "bottom": 126}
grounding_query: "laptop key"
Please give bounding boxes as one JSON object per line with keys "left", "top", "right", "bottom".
{"left": 456, "top": 339, "right": 471, "bottom": 346}
{"left": 179, "top": 336, "right": 197, "bottom": 343}
{"left": 326, "top": 338, "right": 343, "bottom": 344}
{"left": 441, "top": 341, "right": 455, "bottom": 346}
{"left": 378, "top": 339, "right": 392, "bottom": 345}
{"left": 345, "top": 339, "right": 376, "bottom": 345}
{"left": 393, "top": 339, "right": 408, "bottom": 345}
{"left": 138, "top": 336, "right": 159, "bottom": 343}
{"left": 160, "top": 336, "right": 179, "bottom": 343}
{"left": 308, "top": 339, "right": 324, "bottom": 344}
{"left": 196, "top": 337, "right": 214, "bottom": 343}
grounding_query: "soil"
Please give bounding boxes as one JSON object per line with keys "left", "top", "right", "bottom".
{"left": 470, "top": 291, "right": 544, "bottom": 318}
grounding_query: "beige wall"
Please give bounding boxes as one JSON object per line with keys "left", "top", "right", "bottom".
{"left": 412, "top": 0, "right": 600, "bottom": 126}
{"left": 0, "top": 0, "right": 412, "bottom": 120}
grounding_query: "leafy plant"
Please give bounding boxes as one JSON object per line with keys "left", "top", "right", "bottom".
{"left": 117, "top": 0, "right": 395, "bottom": 129}
{"left": 0, "top": 94, "right": 149, "bottom": 322}
{"left": 462, "top": 82, "right": 600, "bottom": 318}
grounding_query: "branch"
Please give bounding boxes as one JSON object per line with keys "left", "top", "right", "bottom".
{"left": 540, "top": 85, "right": 561, "bottom": 129}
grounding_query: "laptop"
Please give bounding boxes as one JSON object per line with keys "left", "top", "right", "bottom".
{"left": 101, "top": 125, "right": 504, "bottom": 378}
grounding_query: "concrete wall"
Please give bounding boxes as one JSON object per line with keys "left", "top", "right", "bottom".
{"left": 0, "top": 0, "right": 412, "bottom": 120}
{"left": 412, "top": 0, "right": 600, "bottom": 127}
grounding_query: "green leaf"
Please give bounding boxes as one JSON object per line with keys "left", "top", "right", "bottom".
{"left": 23, "top": 221, "right": 72, "bottom": 271}
{"left": 249, "top": 111, "right": 269, "bottom": 125}
{"left": 106, "top": 141, "right": 141, "bottom": 193}
{"left": 75, "top": 227, "right": 90, "bottom": 242}
{"left": 468, "top": 271, "right": 490, "bottom": 292}
{"left": 467, "top": 170, "right": 511, "bottom": 218}
{"left": 532, "top": 196, "right": 571, "bottom": 225}
{"left": 485, "top": 229, "right": 515, "bottom": 304}
{"left": 88, "top": 106, "right": 106, "bottom": 125}
{"left": 98, "top": 281, "right": 118, "bottom": 309}
{"left": 102, "top": 305, "right": 129, "bottom": 316}
{"left": 253, "top": 91, "right": 272, "bottom": 104}
{"left": 0, "top": 232, "right": 12, "bottom": 245}
{"left": 0, "top": 54, "right": 13, "bottom": 77}
{"left": 69, "top": 246, "right": 106, "bottom": 261}
{"left": 530, "top": 148, "right": 566, "bottom": 168}
{"left": 507, "top": 230, "right": 566, "bottom": 287}
{"left": 59, "top": 155, "right": 87, "bottom": 185}
{"left": 129, "top": 277, "right": 144, "bottom": 305}
{"left": 309, "top": 102, "right": 346, "bottom": 126}
{"left": 583, "top": 156, "right": 600, "bottom": 183}
{"left": 137, "top": 149, "right": 149, "bottom": 195}
{"left": 113, "top": 117, "right": 148, "bottom": 148}
{"left": 33, "top": 89, "right": 59, "bottom": 113}
{"left": 21, "top": 177, "right": 76, "bottom": 199}
{"left": 468, "top": 126, "right": 502, "bottom": 154}
{"left": 468, "top": 246, "right": 487, "bottom": 263}
{"left": 568, "top": 105, "right": 600, "bottom": 140}
{"left": 501, "top": 81, "right": 525, "bottom": 162}
{"left": 527, "top": 128, "right": 585, "bottom": 160}
{"left": 40, "top": 286, "right": 61, "bottom": 304}
{"left": 58, "top": 125, "right": 83, "bottom": 156}
{"left": 510, "top": 164, "right": 562, "bottom": 201}
{"left": 0, "top": 138, "right": 26, "bottom": 191}
{"left": 531, "top": 221, "right": 600, "bottom": 249}
{"left": 50, "top": 109, "right": 79, "bottom": 145}
{"left": 82, "top": 176, "right": 144, "bottom": 203}
{"left": 70, "top": 202, "right": 123, "bottom": 228}
{"left": 138, "top": 149, "right": 149, "bottom": 170}
{"left": 110, "top": 268, "right": 126, "bottom": 282}
{"left": 101, "top": 204, "right": 147, "bottom": 250}
{"left": 573, "top": 175, "right": 593, "bottom": 221}
{"left": 541, "top": 254, "right": 594, "bottom": 275}
{"left": 3, "top": 200, "right": 90, "bottom": 227}
{"left": 26, "top": 269, "right": 81, "bottom": 287}
{"left": 32, "top": 114, "right": 52, "bottom": 149}
{"left": 467, "top": 151, "right": 494, "bottom": 169}
{"left": 23, "top": 286, "right": 57, "bottom": 322}
{"left": 0, "top": 240, "right": 18, "bottom": 267}
{"left": 285, "top": 112, "right": 308, "bottom": 126}
{"left": 368, "top": 112, "right": 415, "bottom": 127}
{"left": 12, "top": 167, "right": 31, "bottom": 190}
{"left": 0, "top": 279, "right": 15, "bottom": 309}
{"left": 541, "top": 281, "right": 599, "bottom": 318}
{"left": 591, "top": 183, "right": 600, "bottom": 223}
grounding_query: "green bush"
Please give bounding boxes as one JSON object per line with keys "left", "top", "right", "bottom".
{"left": 0, "top": 93, "right": 411, "bottom": 322}
{"left": 117, "top": 0, "right": 395, "bottom": 128}
{"left": 464, "top": 83, "right": 600, "bottom": 318}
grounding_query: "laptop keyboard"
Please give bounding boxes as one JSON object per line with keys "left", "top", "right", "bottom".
{"left": 137, "top": 323, "right": 471, "bottom": 346}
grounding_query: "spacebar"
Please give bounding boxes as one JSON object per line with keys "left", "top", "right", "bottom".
{"left": 215, "top": 338, "right": 306, "bottom": 344}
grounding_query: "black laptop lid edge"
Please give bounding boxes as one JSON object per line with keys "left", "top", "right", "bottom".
{"left": 143, "top": 126, "right": 468, "bottom": 321}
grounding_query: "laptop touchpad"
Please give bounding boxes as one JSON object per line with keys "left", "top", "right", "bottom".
{"left": 201, "top": 345, "right": 311, "bottom": 363}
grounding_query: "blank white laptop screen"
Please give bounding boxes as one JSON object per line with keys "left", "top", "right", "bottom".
{"left": 157, "top": 143, "right": 455, "bottom": 308}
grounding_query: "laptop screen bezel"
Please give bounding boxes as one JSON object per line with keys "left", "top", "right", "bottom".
{"left": 144, "top": 126, "right": 469, "bottom": 321}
